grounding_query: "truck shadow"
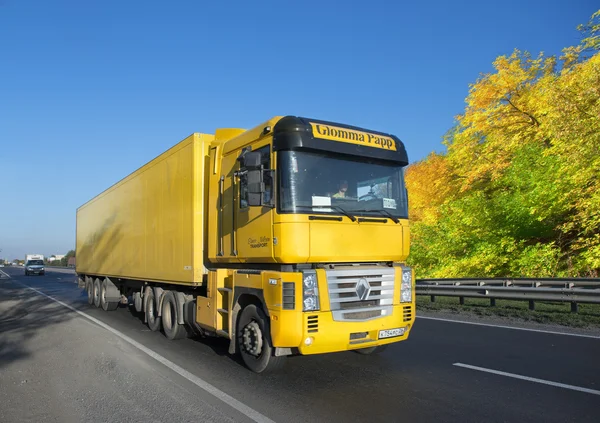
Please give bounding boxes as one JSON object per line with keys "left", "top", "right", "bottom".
{"left": 189, "top": 334, "right": 246, "bottom": 367}
{"left": 125, "top": 303, "right": 246, "bottom": 367}
{"left": 0, "top": 280, "right": 75, "bottom": 370}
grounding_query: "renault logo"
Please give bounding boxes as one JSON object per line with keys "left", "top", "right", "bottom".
{"left": 356, "top": 278, "right": 371, "bottom": 301}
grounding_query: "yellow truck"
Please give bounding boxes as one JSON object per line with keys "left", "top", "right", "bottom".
{"left": 76, "top": 116, "right": 414, "bottom": 372}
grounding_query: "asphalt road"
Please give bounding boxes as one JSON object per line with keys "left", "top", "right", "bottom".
{"left": 1, "top": 266, "right": 599, "bottom": 423}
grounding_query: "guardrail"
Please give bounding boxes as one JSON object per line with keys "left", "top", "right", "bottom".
{"left": 416, "top": 278, "right": 600, "bottom": 313}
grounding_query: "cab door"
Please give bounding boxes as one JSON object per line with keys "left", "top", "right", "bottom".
{"left": 235, "top": 142, "right": 275, "bottom": 262}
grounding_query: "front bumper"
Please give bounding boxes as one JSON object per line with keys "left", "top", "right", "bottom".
{"left": 296, "top": 304, "right": 414, "bottom": 355}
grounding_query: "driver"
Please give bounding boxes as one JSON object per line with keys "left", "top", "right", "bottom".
{"left": 332, "top": 180, "right": 348, "bottom": 198}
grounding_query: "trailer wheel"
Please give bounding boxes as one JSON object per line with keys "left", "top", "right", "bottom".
{"left": 237, "top": 304, "right": 284, "bottom": 373}
{"left": 354, "top": 345, "right": 388, "bottom": 355}
{"left": 161, "top": 291, "right": 186, "bottom": 340}
{"left": 100, "top": 279, "right": 119, "bottom": 311}
{"left": 93, "top": 279, "right": 102, "bottom": 308}
{"left": 145, "top": 289, "right": 162, "bottom": 332}
{"left": 86, "top": 279, "right": 94, "bottom": 305}
{"left": 133, "top": 291, "right": 143, "bottom": 313}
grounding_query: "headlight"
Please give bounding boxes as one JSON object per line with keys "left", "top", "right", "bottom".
{"left": 400, "top": 266, "right": 412, "bottom": 303}
{"left": 302, "top": 271, "right": 319, "bottom": 311}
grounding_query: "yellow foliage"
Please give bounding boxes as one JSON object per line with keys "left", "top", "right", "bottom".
{"left": 408, "top": 9, "right": 600, "bottom": 277}
{"left": 405, "top": 152, "right": 454, "bottom": 225}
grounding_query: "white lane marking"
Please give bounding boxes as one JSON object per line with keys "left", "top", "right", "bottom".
{"left": 0, "top": 269, "right": 11, "bottom": 278}
{"left": 417, "top": 316, "right": 600, "bottom": 339}
{"left": 20, "top": 283, "right": 276, "bottom": 423}
{"left": 453, "top": 363, "right": 600, "bottom": 396}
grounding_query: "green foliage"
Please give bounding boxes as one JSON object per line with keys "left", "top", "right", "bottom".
{"left": 407, "top": 10, "right": 600, "bottom": 278}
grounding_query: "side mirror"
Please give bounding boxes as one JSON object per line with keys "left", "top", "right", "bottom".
{"left": 247, "top": 169, "right": 264, "bottom": 206}
{"left": 243, "top": 151, "right": 262, "bottom": 169}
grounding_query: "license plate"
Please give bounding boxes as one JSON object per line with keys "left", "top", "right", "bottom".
{"left": 378, "top": 327, "right": 405, "bottom": 339}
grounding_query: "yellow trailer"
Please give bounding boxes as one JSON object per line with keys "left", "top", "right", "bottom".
{"left": 77, "top": 116, "right": 414, "bottom": 372}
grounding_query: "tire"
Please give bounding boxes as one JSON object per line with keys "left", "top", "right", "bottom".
{"left": 86, "top": 280, "right": 94, "bottom": 305}
{"left": 25, "top": 271, "right": 29, "bottom": 276}
{"left": 100, "top": 279, "right": 119, "bottom": 311}
{"left": 93, "top": 278, "right": 101, "bottom": 308}
{"left": 145, "top": 289, "right": 162, "bottom": 332}
{"left": 354, "top": 345, "right": 388, "bottom": 355}
{"left": 133, "top": 292, "right": 143, "bottom": 313}
{"left": 40, "top": 272, "right": 45, "bottom": 276}
{"left": 161, "top": 291, "right": 187, "bottom": 340}
{"left": 237, "top": 304, "right": 284, "bottom": 373}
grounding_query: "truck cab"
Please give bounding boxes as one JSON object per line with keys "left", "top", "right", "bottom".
{"left": 204, "top": 116, "right": 413, "bottom": 370}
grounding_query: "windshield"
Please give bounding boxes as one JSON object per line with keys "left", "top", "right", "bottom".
{"left": 27, "top": 260, "right": 44, "bottom": 265}
{"left": 278, "top": 150, "right": 408, "bottom": 218}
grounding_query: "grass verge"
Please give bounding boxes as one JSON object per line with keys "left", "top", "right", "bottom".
{"left": 416, "top": 295, "right": 600, "bottom": 328}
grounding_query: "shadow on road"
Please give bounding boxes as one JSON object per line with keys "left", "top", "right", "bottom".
{"left": 0, "top": 279, "right": 75, "bottom": 369}
{"left": 126, "top": 304, "right": 247, "bottom": 367}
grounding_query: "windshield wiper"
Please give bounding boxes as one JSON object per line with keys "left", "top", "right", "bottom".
{"left": 332, "top": 205, "right": 357, "bottom": 222}
{"left": 353, "top": 209, "right": 400, "bottom": 224}
{"left": 295, "top": 205, "right": 357, "bottom": 222}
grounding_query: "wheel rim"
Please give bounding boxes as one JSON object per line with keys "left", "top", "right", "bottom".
{"left": 242, "top": 321, "right": 263, "bottom": 357}
{"left": 94, "top": 283, "right": 100, "bottom": 303}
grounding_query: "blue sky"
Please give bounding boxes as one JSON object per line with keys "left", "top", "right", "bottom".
{"left": 0, "top": 0, "right": 597, "bottom": 260}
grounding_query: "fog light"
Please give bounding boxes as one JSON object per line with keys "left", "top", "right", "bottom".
{"left": 304, "top": 337, "right": 313, "bottom": 346}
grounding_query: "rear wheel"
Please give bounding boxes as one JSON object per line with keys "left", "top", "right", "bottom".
{"left": 237, "top": 304, "right": 284, "bottom": 373}
{"left": 133, "top": 292, "right": 143, "bottom": 313}
{"left": 355, "top": 345, "right": 388, "bottom": 355}
{"left": 93, "top": 279, "right": 101, "bottom": 308}
{"left": 25, "top": 271, "right": 29, "bottom": 276}
{"left": 86, "top": 280, "right": 94, "bottom": 305}
{"left": 100, "top": 279, "right": 119, "bottom": 311}
{"left": 161, "top": 291, "right": 186, "bottom": 340}
{"left": 145, "top": 289, "right": 162, "bottom": 332}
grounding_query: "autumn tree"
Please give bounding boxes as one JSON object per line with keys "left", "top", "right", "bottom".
{"left": 406, "top": 9, "right": 600, "bottom": 277}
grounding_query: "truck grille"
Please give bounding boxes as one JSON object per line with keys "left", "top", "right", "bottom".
{"left": 326, "top": 266, "right": 395, "bottom": 322}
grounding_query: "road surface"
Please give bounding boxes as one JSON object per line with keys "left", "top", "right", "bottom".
{"left": 0, "top": 266, "right": 598, "bottom": 422}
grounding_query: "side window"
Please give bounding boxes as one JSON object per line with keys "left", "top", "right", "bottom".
{"left": 240, "top": 145, "right": 272, "bottom": 209}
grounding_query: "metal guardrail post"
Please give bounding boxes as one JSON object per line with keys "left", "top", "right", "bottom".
{"left": 459, "top": 297, "right": 465, "bottom": 305}
{"left": 490, "top": 298, "right": 496, "bottom": 307}
{"left": 571, "top": 302, "right": 578, "bottom": 313}
{"left": 528, "top": 300, "right": 535, "bottom": 311}
{"left": 430, "top": 295, "right": 436, "bottom": 303}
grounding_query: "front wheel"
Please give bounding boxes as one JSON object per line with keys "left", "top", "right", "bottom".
{"left": 237, "top": 304, "right": 284, "bottom": 373}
